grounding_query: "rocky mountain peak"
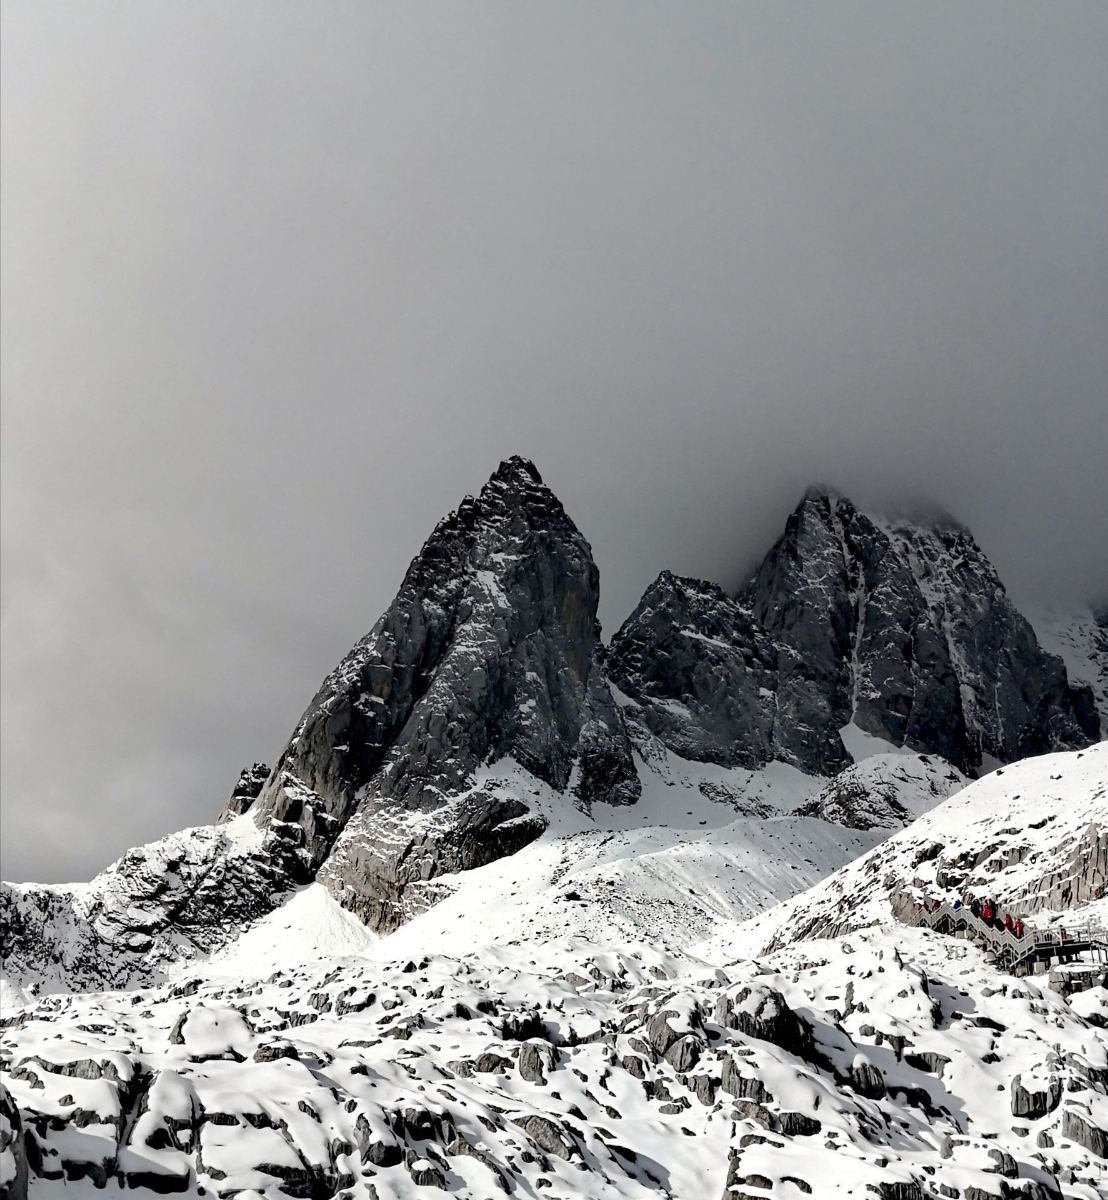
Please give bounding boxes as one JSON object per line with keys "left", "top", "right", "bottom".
{"left": 2, "top": 465, "right": 1101, "bottom": 989}
{"left": 612, "top": 485, "right": 1099, "bottom": 776}
{"left": 488, "top": 453, "right": 544, "bottom": 487}
{"left": 247, "top": 457, "right": 638, "bottom": 931}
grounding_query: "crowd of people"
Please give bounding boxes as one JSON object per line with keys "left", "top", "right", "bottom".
{"left": 916, "top": 895, "right": 1027, "bottom": 939}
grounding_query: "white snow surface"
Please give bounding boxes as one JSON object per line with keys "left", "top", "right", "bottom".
{"left": 4, "top": 925, "right": 1106, "bottom": 1198}
{"left": 198, "top": 749, "right": 961, "bottom": 979}
{"left": 698, "top": 742, "right": 1108, "bottom": 960}
{"left": 203, "top": 884, "right": 378, "bottom": 979}
{"left": 838, "top": 720, "right": 915, "bottom": 763}
{"left": 3, "top": 748, "right": 1107, "bottom": 1197}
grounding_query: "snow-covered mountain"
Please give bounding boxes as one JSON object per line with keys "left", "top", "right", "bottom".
{"left": 2, "top": 746, "right": 1106, "bottom": 1199}
{"left": 1, "top": 460, "right": 1100, "bottom": 994}
{"left": 3, "top": 459, "right": 1107, "bottom": 1199}
{"left": 610, "top": 488, "right": 1099, "bottom": 776}
{"left": 697, "top": 742, "right": 1108, "bottom": 961}
{"left": 1028, "top": 605, "right": 1108, "bottom": 733}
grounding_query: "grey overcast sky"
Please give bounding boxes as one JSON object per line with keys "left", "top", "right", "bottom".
{"left": 2, "top": 2, "right": 1107, "bottom": 883}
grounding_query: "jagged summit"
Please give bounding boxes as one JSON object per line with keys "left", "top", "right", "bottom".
{"left": 1, "top": 458, "right": 640, "bottom": 981}
{"left": 799, "top": 480, "right": 841, "bottom": 503}
{"left": 489, "top": 453, "right": 544, "bottom": 486}
{"left": 612, "top": 484, "right": 1099, "bottom": 775}
{"left": 2, "top": 464, "right": 1106, "bottom": 1200}
{"left": 248, "top": 455, "right": 638, "bottom": 930}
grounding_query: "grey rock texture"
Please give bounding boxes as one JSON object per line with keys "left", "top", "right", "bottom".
{"left": 252, "top": 456, "right": 638, "bottom": 930}
{"left": 796, "top": 755, "right": 966, "bottom": 832}
{"left": 606, "top": 571, "right": 848, "bottom": 774}
{"left": 612, "top": 487, "right": 1099, "bottom": 775}
{"left": 0, "top": 815, "right": 306, "bottom": 990}
{"left": 0, "top": 461, "right": 640, "bottom": 979}
{"left": 749, "top": 489, "right": 1099, "bottom": 770}
{"left": 1010, "top": 1073, "right": 1062, "bottom": 1119}
{"left": 0, "top": 1081, "right": 29, "bottom": 1200}
{"left": 218, "top": 762, "right": 271, "bottom": 821}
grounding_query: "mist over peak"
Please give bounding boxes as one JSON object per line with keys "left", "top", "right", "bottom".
{"left": 3, "top": 3, "right": 1106, "bottom": 883}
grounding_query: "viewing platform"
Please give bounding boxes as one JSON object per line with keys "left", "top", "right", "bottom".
{"left": 903, "top": 900, "right": 1108, "bottom": 989}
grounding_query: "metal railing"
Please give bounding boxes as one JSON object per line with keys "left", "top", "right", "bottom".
{"left": 904, "top": 901, "right": 1107, "bottom": 970}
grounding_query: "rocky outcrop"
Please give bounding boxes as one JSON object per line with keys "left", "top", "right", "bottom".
{"left": 796, "top": 754, "right": 966, "bottom": 831}
{"left": 612, "top": 488, "right": 1098, "bottom": 776}
{"left": 218, "top": 762, "right": 271, "bottom": 821}
{"left": 0, "top": 1081, "right": 29, "bottom": 1200}
{"left": 1029, "top": 818, "right": 1108, "bottom": 913}
{"left": 0, "top": 813, "right": 307, "bottom": 990}
{"left": 1061, "top": 1106, "right": 1108, "bottom": 1159}
{"left": 3, "top": 465, "right": 1100, "bottom": 986}
{"left": 1, "top": 460, "right": 642, "bottom": 976}
{"left": 757, "top": 743, "right": 1108, "bottom": 953}
{"left": 1011, "top": 1073, "right": 1062, "bottom": 1119}
{"left": 5, "top": 874, "right": 1108, "bottom": 1197}
{"left": 749, "top": 490, "right": 1099, "bottom": 770}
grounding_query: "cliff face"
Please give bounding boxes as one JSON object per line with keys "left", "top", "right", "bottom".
{"left": 611, "top": 488, "right": 1099, "bottom": 775}
{"left": 248, "top": 456, "right": 638, "bottom": 930}
{"left": 606, "top": 570, "right": 849, "bottom": 775}
{"left": 0, "top": 459, "right": 641, "bottom": 978}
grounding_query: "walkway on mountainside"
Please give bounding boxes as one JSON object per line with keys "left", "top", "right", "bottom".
{"left": 904, "top": 900, "right": 1108, "bottom": 979}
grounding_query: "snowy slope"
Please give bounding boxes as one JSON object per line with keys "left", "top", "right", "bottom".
{"left": 5, "top": 471, "right": 1097, "bottom": 998}
{"left": 3, "top": 925, "right": 1106, "bottom": 1198}
{"left": 0, "top": 816, "right": 294, "bottom": 993}
{"left": 194, "top": 749, "right": 964, "bottom": 980}
{"left": 698, "top": 743, "right": 1108, "bottom": 960}
{"left": 3, "top": 739, "right": 1105, "bottom": 1199}
{"left": 0, "top": 741, "right": 963, "bottom": 994}
{"left": 202, "top": 884, "right": 379, "bottom": 978}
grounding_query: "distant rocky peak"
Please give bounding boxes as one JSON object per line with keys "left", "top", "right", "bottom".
{"left": 763, "top": 489, "right": 1096, "bottom": 759}
{"left": 613, "top": 485, "right": 1098, "bottom": 778}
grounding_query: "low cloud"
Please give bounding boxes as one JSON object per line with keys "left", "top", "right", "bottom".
{"left": 3, "top": 2, "right": 1106, "bottom": 880}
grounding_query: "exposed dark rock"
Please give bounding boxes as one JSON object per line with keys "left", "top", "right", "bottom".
{"left": 253, "top": 1043, "right": 300, "bottom": 1063}
{"left": 250, "top": 457, "right": 638, "bottom": 930}
{"left": 611, "top": 488, "right": 1098, "bottom": 776}
{"left": 714, "top": 986, "right": 813, "bottom": 1059}
{"left": 663, "top": 1035, "right": 702, "bottom": 1072}
{"left": 747, "top": 490, "right": 1098, "bottom": 771}
{"left": 512, "top": 1114, "right": 578, "bottom": 1160}
{"left": 1010, "top": 1073, "right": 1062, "bottom": 1119}
{"left": 607, "top": 570, "right": 849, "bottom": 774}
{"left": 219, "top": 763, "right": 271, "bottom": 821}
{"left": 778, "top": 1112, "right": 821, "bottom": 1136}
{"left": 850, "top": 1057, "right": 886, "bottom": 1099}
{"left": 0, "top": 1082, "right": 29, "bottom": 1200}
{"left": 905, "top": 1052, "right": 950, "bottom": 1075}
{"left": 518, "top": 1041, "right": 556, "bottom": 1085}
{"left": 2, "top": 468, "right": 1100, "bottom": 990}
{"left": 1061, "top": 1106, "right": 1107, "bottom": 1158}
{"left": 720, "top": 1056, "right": 770, "bottom": 1102}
